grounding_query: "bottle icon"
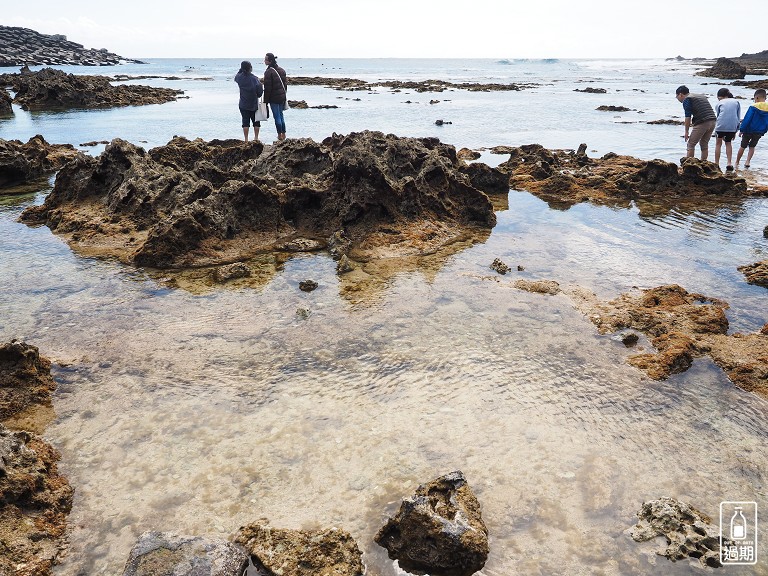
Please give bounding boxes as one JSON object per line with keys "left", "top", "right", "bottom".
{"left": 731, "top": 507, "right": 748, "bottom": 540}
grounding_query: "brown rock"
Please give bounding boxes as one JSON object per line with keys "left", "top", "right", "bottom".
{"left": 696, "top": 57, "right": 747, "bottom": 79}
{"left": 212, "top": 262, "right": 251, "bottom": 283}
{"left": 491, "top": 258, "right": 511, "bottom": 275}
{"left": 596, "top": 105, "right": 632, "bottom": 112}
{"left": 0, "top": 135, "right": 82, "bottom": 189}
{"left": 457, "top": 147, "right": 481, "bottom": 161}
{"left": 0, "top": 340, "right": 56, "bottom": 423}
{"left": 375, "top": 471, "right": 489, "bottom": 576}
{"left": 234, "top": 523, "right": 364, "bottom": 576}
{"left": 21, "top": 132, "right": 496, "bottom": 269}
{"left": 458, "top": 162, "right": 509, "bottom": 194}
{"left": 574, "top": 87, "right": 607, "bottom": 93}
{"left": 514, "top": 279, "right": 561, "bottom": 295}
{"left": 738, "top": 259, "right": 768, "bottom": 287}
{"left": 0, "top": 88, "right": 11, "bottom": 116}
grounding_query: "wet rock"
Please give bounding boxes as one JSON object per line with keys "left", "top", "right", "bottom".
{"left": 290, "top": 76, "right": 538, "bottom": 93}
{"left": 497, "top": 144, "right": 756, "bottom": 209}
{"left": 738, "top": 260, "right": 768, "bottom": 287}
{"left": 299, "top": 279, "right": 318, "bottom": 292}
{"left": 620, "top": 331, "right": 639, "bottom": 347}
{"left": 596, "top": 105, "right": 632, "bottom": 112}
{"left": 0, "top": 340, "right": 56, "bottom": 422}
{"left": 457, "top": 148, "right": 481, "bottom": 161}
{"left": 628, "top": 497, "right": 724, "bottom": 568}
{"left": 21, "top": 131, "right": 496, "bottom": 269}
{"left": 281, "top": 238, "right": 324, "bottom": 252}
{"left": 435, "top": 119, "right": 452, "bottom": 125}
{"left": 0, "top": 89, "right": 12, "bottom": 116}
{"left": 336, "top": 254, "right": 354, "bottom": 273}
{"left": 0, "top": 425, "right": 73, "bottom": 576}
{"left": 459, "top": 162, "right": 509, "bottom": 194}
{"left": 288, "top": 99, "right": 308, "bottom": 109}
{"left": 296, "top": 307, "right": 311, "bottom": 320}
{"left": 490, "top": 258, "right": 511, "bottom": 274}
{"left": 7, "top": 68, "right": 182, "bottom": 110}
{"left": 212, "top": 262, "right": 251, "bottom": 283}
{"left": 646, "top": 118, "right": 685, "bottom": 125}
{"left": 763, "top": 225, "right": 768, "bottom": 238}
{"left": 0, "top": 135, "right": 82, "bottom": 190}
{"left": 375, "top": 470, "right": 488, "bottom": 576}
{"left": 514, "top": 279, "right": 561, "bottom": 295}
{"left": 121, "top": 531, "right": 248, "bottom": 576}
{"left": 234, "top": 523, "right": 364, "bottom": 576}
{"left": 762, "top": 323, "right": 768, "bottom": 335}
{"left": 574, "top": 87, "right": 607, "bottom": 93}
{"left": 696, "top": 57, "right": 747, "bottom": 80}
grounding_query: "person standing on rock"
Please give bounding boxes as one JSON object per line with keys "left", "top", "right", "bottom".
{"left": 736, "top": 88, "right": 768, "bottom": 169}
{"left": 263, "top": 52, "right": 287, "bottom": 141}
{"left": 675, "top": 86, "right": 716, "bottom": 161}
{"left": 714, "top": 88, "right": 741, "bottom": 171}
{"left": 235, "top": 60, "right": 263, "bottom": 142}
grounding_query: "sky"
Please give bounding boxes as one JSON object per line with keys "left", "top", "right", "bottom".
{"left": 4, "top": 0, "right": 766, "bottom": 60}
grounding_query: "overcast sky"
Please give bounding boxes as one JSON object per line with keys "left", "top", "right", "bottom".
{"left": 5, "top": 0, "right": 765, "bottom": 59}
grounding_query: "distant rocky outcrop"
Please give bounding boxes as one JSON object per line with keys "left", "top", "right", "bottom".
{"left": 20, "top": 132, "right": 497, "bottom": 269}
{"left": 290, "top": 76, "right": 538, "bottom": 92}
{"left": 574, "top": 87, "right": 607, "bottom": 93}
{"left": 0, "top": 341, "right": 73, "bottom": 576}
{"left": 0, "top": 25, "right": 142, "bottom": 66}
{"left": 696, "top": 57, "right": 747, "bottom": 79}
{"left": 0, "top": 135, "right": 83, "bottom": 190}
{"left": 375, "top": 471, "right": 489, "bottom": 576}
{"left": 1, "top": 67, "right": 182, "bottom": 110}
{"left": 496, "top": 144, "right": 762, "bottom": 209}
{"left": 235, "top": 523, "right": 364, "bottom": 576}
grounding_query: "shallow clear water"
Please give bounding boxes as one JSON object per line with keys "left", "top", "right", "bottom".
{"left": 1, "top": 59, "right": 767, "bottom": 575}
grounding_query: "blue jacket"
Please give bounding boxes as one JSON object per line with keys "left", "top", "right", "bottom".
{"left": 740, "top": 103, "right": 768, "bottom": 135}
{"left": 234, "top": 71, "right": 263, "bottom": 111}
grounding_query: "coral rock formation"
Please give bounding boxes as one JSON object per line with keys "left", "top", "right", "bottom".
{"left": 0, "top": 135, "right": 82, "bottom": 190}
{"left": 696, "top": 57, "right": 747, "bottom": 79}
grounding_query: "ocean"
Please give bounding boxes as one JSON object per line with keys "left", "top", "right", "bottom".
{"left": 1, "top": 58, "right": 767, "bottom": 575}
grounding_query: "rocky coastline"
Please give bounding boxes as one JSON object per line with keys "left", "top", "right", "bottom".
{"left": 0, "top": 135, "right": 83, "bottom": 189}
{"left": 0, "top": 67, "right": 183, "bottom": 111}
{"left": 290, "top": 76, "right": 538, "bottom": 92}
{"left": 0, "top": 26, "right": 142, "bottom": 67}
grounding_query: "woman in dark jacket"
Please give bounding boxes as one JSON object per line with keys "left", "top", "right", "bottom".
{"left": 263, "top": 52, "right": 287, "bottom": 141}
{"left": 234, "top": 60, "right": 263, "bottom": 142}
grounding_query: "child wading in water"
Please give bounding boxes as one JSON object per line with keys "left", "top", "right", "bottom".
{"left": 736, "top": 88, "right": 768, "bottom": 169}
{"left": 714, "top": 88, "right": 741, "bottom": 171}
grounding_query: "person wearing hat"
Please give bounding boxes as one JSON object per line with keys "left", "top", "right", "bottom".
{"left": 713, "top": 88, "right": 741, "bottom": 171}
{"left": 263, "top": 52, "right": 288, "bottom": 141}
{"left": 675, "top": 85, "right": 716, "bottom": 161}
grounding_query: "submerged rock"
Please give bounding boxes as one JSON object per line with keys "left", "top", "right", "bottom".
{"left": 6, "top": 67, "right": 182, "bottom": 110}
{"left": 514, "top": 279, "right": 561, "bottom": 295}
{"left": 234, "top": 523, "right": 364, "bottom": 576}
{"left": 0, "top": 340, "right": 57, "bottom": 423}
{"left": 490, "top": 257, "right": 511, "bottom": 275}
{"left": 21, "top": 132, "right": 497, "bottom": 269}
{"left": 212, "top": 262, "right": 252, "bottom": 283}
{"left": 121, "top": 532, "right": 248, "bottom": 576}
{"left": 628, "top": 497, "right": 724, "bottom": 568}
{"left": 0, "top": 135, "right": 82, "bottom": 190}
{"left": 696, "top": 57, "right": 747, "bottom": 79}
{"left": 374, "top": 470, "right": 489, "bottom": 576}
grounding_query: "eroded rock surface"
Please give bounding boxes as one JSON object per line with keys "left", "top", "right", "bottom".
{"left": 696, "top": 57, "right": 747, "bottom": 79}
{"left": 0, "top": 135, "right": 82, "bottom": 190}
{"left": 4, "top": 68, "right": 182, "bottom": 110}
{"left": 738, "top": 259, "right": 768, "bottom": 287}
{"left": 121, "top": 532, "right": 248, "bottom": 576}
{"left": 374, "top": 470, "right": 489, "bottom": 576}
{"left": 0, "top": 88, "right": 11, "bottom": 116}
{"left": 21, "top": 131, "right": 497, "bottom": 269}
{"left": 0, "top": 340, "right": 57, "bottom": 423}
{"left": 570, "top": 284, "right": 768, "bottom": 397}
{"left": 628, "top": 497, "right": 724, "bottom": 568}
{"left": 496, "top": 144, "right": 762, "bottom": 208}
{"left": 234, "top": 523, "right": 363, "bottom": 576}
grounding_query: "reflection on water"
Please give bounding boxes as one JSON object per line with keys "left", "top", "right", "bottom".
{"left": 1, "top": 186, "right": 767, "bottom": 576}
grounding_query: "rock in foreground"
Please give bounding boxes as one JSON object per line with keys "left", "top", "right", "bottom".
{"left": 374, "top": 471, "right": 489, "bottom": 576}
{"left": 738, "top": 259, "right": 768, "bottom": 287}
{"left": 21, "top": 132, "right": 497, "bottom": 268}
{"left": 0, "top": 340, "right": 57, "bottom": 422}
{"left": 0, "top": 135, "right": 82, "bottom": 190}
{"left": 122, "top": 532, "right": 247, "bottom": 576}
{"left": 628, "top": 497, "right": 723, "bottom": 568}
{"left": 234, "top": 523, "right": 363, "bottom": 576}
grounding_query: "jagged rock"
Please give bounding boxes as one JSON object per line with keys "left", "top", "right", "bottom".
{"left": 0, "top": 425, "right": 73, "bottom": 576}
{"left": 490, "top": 258, "right": 511, "bottom": 274}
{"left": 374, "top": 471, "right": 488, "bottom": 576}
{"left": 299, "top": 279, "right": 318, "bottom": 292}
{"left": 0, "top": 135, "right": 82, "bottom": 189}
{"left": 0, "top": 88, "right": 11, "bottom": 116}
{"left": 288, "top": 99, "right": 308, "bottom": 109}
{"left": 0, "top": 25, "right": 142, "bottom": 66}
{"left": 696, "top": 57, "right": 747, "bottom": 79}
{"left": 596, "top": 105, "right": 632, "bottom": 112}
{"left": 336, "top": 254, "right": 354, "bottom": 273}
{"left": 497, "top": 144, "right": 757, "bottom": 208}
{"left": 7, "top": 68, "right": 182, "bottom": 110}
{"left": 21, "top": 132, "right": 497, "bottom": 269}
{"left": 738, "top": 260, "right": 768, "bottom": 287}
{"left": 628, "top": 497, "right": 724, "bottom": 568}
{"left": 290, "top": 76, "right": 538, "bottom": 93}
{"left": 646, "top": 118, "right": 684, "bottom": 125}
{"left": 234, "top": 523, "right": 364, "bottom": 576}
{"left": 459, "top": 162, "right": 509, "bottom": 194}
{"left": 121, "top": 532, "right": 248, "bottom": 576}
{"left": 0, "top": 340, "right": 56, "bottom": 422}
{"left": 457, "top": 148, "right": 481, "bottom": 161}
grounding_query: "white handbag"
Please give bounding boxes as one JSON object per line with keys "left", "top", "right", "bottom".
{"left": 253, "top": 99, "right": 269, "bottom": 121}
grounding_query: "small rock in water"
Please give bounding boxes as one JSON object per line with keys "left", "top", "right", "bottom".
{"left": 763, "top": 225, "right": 768, "bottom": 238}
{"left": 517, "top": 265, "right": 525, "bottom": 271}
{"left": 434, "top": 119, "right": 452, "bottom": 125}
{"left": 296, "top": 307, "right": 311, "bottom": 320}
{"left": 212, "top": 262, "right": 251, "bottom": 283}
{"left": 490, "top": 258, "right": 511, "bottom": 275}
{"left": 620, "top": 331, "right": 639, "bottom": 347}
{"left": 336, "top": 254, "right": 354, "bottom": 274}
{"left": 299, "top": 280, "right": 318, "bottom": 292}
